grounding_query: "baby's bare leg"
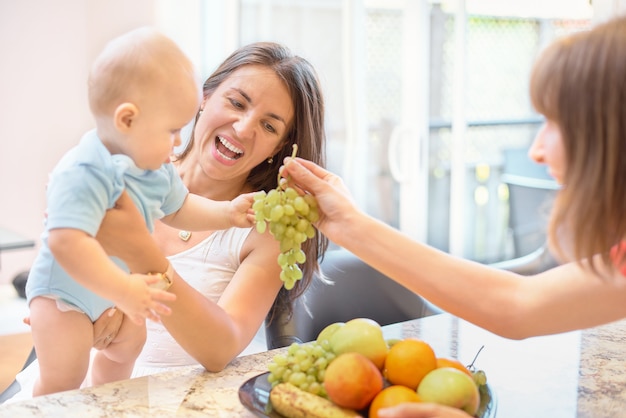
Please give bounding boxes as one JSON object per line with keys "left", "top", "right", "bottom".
{"left": 90, "top": 318, "right": 146, "bottom": 385}
{"left": 29, "top": 297, "right": 93, "bottom": 396}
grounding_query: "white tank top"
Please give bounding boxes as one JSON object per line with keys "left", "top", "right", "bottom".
{"left": 132, "top": 226, "right": 264, "bottom": 376}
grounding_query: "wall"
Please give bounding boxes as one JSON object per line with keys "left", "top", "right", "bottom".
{"left": 0, "top": 0, "right": 157, "bottom": 284}
{"left": 593, "top": 0, "right": 626, "bottom": 22}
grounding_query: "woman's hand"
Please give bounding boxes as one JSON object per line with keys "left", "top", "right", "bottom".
{"left": 378, "top": 403, "right": 474, "bottom": 418}
{"left": 26, "top": 306, "right": 125, "bottom": 350}
{"left": 281, "top": 157, "right": 360, "bottom": 244}
{"left": 93, "top": 307, "right": 124, "bottom": 349}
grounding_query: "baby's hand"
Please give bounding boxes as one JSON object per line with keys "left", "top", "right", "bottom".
{"left": 229, "top": 192, "right": 256, "bottom": 228}
{"left": 115, "top": 274, "right": 176, "bottom": 325}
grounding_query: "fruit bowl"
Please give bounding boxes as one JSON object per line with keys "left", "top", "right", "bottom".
{"left": 238, "top": 372, "right": 497, "bottom": 418}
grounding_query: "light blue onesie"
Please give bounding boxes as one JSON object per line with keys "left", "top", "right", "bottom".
{"left": 26, "top": 129, "right": 188, "bottom": 321}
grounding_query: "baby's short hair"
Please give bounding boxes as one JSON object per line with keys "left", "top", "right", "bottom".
{"left": 88, "top": 27, "right": 196, "bottom": 117}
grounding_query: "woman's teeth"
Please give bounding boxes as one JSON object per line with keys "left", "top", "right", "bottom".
{"left": 217, "top": 136, "right": 243, "bottom": 160}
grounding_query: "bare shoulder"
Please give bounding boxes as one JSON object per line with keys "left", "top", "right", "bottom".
{"left": 240, "top": 227, "right": 281, "bottom": 263}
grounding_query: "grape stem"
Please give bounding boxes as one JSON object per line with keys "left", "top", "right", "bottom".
{"left": 467, "top": 345, "right": 485, "bottom": 370}
{"left": 277, "top": 144, "right": 299, "bottom": 187}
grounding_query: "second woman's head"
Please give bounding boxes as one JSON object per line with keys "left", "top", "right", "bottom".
{"left": 529, "top": 16, "right": 626, "bottom": 271}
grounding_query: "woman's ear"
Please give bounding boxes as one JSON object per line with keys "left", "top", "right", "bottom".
{"left": 113, "top": 103, "right": 139, "bottom": 132}
{"left": 199, "top": 97, "right": 208, "bottom": 114}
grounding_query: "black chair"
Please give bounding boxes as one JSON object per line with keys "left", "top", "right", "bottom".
{"left": 501, "top": 147, "right": 560, "bottom": 258}
{"left": 492, "top": 147, "right": 560, "bottom": 274}
{"left": 265, "top": 248, "right": 443, "bottom": 349}
{"left": 489, "top": 243, "right": 558, "bottom": 274}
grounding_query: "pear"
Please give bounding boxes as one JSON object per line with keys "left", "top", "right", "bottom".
{"left": 328, "top": 318, "right": 388, "bottom": 370}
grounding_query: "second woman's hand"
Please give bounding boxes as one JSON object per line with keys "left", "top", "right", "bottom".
{"left": 378, "top": 403, "right": 473, "bottom": 418}
{"left": 281, "top": 157, "right": 359, "bottom": 245}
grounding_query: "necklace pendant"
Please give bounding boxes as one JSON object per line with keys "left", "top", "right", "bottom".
{"left": 178, "top": 230, "right": 192, "bottom": 242}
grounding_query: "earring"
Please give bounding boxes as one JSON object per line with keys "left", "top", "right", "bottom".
{"left": 267, "top": 156, "right": 274, "bottom": 164}
{"left": 198, "top": 109, "right": 203, "bottom": 117}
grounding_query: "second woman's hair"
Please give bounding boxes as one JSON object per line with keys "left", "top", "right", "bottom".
{"left": 530, "top": 17, "right": 626, "bottom": 275}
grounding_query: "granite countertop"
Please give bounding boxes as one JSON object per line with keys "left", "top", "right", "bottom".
{"left": 1, "top": 313, "right": 625, "bottom": 417}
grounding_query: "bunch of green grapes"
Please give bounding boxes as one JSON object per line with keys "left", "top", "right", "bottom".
{"left": 253, "top": 145, "right": 319, "bottom": 290}
{"left": 267, "top": 341, "right": 336, "bottom": 398}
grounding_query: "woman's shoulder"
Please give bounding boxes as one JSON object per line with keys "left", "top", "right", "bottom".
{"left": 240, "top": 225, "right": 281, "bottom": 260}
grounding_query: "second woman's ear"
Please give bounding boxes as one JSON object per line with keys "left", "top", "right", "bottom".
{"left": 114, "top": 102, "right": 139, "bottom": 132}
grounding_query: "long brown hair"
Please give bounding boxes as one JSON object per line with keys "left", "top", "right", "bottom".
{"left": 177, "top": 42, "right": 328, "bottom": 317}
{"left": 530, "top": 16, "right": 626, "bottom": 275}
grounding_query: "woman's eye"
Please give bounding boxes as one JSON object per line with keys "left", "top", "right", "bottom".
{"left": 229, "top": 98, "right": 244, "bottom": 109}
{"left": 263, "top": 122, "right": 277, "bottom": 134}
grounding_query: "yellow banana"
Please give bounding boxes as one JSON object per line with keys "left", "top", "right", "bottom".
{"left": 269, "top": 383, "right": 362, "bottom": 418}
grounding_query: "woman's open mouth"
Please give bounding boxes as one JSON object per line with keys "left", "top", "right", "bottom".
{"left": 216, "top": 135, "right": 243, "bottom": 161}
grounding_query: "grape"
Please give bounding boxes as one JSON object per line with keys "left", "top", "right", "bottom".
{"left": 472, "top": 369, "right": 487, "bottom": 386}
{"left": 267, "top": 341, "right": 336, "bottom": 397}
{"left": 253, "top": 144, "right": 319, "bottom": 290}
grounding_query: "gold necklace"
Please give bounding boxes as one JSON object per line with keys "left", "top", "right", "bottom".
{"left": 178, "top": 230, "right": 191, "bottom": 242}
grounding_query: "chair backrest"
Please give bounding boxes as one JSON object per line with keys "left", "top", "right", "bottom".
{"left": 501, "top": 148, "right": 560, "bottom": 258}
{"left": 265, "top": 248, "right": 442, "bottom": 349}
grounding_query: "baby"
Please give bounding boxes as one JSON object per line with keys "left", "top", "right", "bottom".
{"left": 26, "top": 27, "right": 253, "bottom": 396}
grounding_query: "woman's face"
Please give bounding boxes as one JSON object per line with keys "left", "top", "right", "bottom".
{"left": 192, "top": 65, "right": 294, "bottom": 182}
{"left": 528, "top": 119, "right": 566, "bottom": 184}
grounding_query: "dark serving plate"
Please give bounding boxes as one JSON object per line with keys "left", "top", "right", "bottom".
{"left": 238, "top": 372, "right": 497, "bottom": 418}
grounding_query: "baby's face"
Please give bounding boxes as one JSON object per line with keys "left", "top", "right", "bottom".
{"left": 125, "top": 77, "right": 201, "bottom": 170}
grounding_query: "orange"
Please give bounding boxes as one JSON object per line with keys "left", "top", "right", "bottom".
{"left": 435, "top": 357, "right": 473, "bottom": 377}
{"left": 383, "top": 338, "right": 437, "bottom": 390}
{"left": 368, "top": 385, "right": 422, "bottom": 418}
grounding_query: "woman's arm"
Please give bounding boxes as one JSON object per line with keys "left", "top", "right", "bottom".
{"left": 282, "top": 158, "right": 626, "bottom": 338}
{"left": 96, "top": 192, "right": 169, "bottom": 273}
{"left": 158, "top": 229, "right": 283, "bottom": 370}
{"left": 97, "top": 191, "right": 283, "bottom": 371}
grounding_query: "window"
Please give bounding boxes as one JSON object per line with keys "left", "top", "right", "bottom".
{"left": 159, "top": 0, "right": 592, "bottom": 262}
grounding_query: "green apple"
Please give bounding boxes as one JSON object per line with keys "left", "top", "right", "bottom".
{"left": 417, "top": 367, "right": 480, "bottom": 415}
{"left": 328, "top": 318, "right": 388, "bottom": 369}
{"left": 316, "top": 322, "right": 345, "bottom": 344}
